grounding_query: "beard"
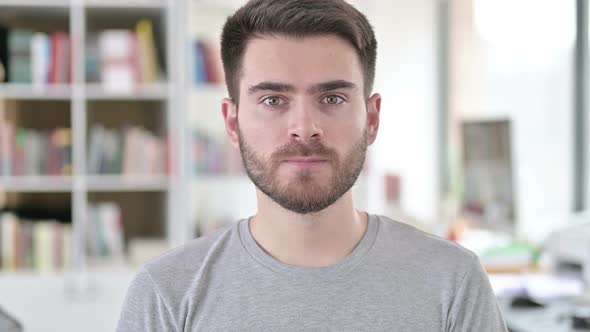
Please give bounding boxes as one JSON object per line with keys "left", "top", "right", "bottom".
{"left": 238, "top": 125, "right": 367, "bottom": 215}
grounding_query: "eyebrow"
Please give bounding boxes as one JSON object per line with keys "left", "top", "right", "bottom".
{"left": 307, "top": 80, "right": 358, "bottom": 94}
{"left": 247, "top": 82, "right": 295, "bottom": 95}
{"left": 246, "top": 80, "right": 358, "bottom": 95}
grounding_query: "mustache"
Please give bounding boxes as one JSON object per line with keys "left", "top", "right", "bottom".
{"left": 272, "top": 140, "right": 336, "bottom": 160}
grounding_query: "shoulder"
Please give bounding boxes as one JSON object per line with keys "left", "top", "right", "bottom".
{"left": 131, "top": 221, "right": 242, "bottom": 306}
{"left": 121, "top": 221, "right": 244, "bottom": 326}
{"left": 142, "top": 221, "right": 240, "bottom": 280}
{"left": 373, "top": 214, "right": 478, "bottom": 271}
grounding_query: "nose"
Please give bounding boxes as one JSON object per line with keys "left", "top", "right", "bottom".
{"left": 287, "top": 102, "right": 323, "bottom": 142}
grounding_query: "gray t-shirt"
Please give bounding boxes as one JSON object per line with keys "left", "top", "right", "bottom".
{"left": 117, "top": 214, "right": 507, "bottom": 331}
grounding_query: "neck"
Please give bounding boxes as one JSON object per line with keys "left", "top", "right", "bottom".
{"left": 249, "top": 190, "right": 368, "bottom": 268}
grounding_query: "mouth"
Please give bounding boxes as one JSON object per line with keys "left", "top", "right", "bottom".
{"left": 284, "top": 157, "right": 328, "bottom": 162}
{"left": 283, "top": 157, "right": 329, "bottom": 169}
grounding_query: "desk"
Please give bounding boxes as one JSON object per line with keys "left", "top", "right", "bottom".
{"left": 499, "top": 298, "right": 589, "bottom": 332}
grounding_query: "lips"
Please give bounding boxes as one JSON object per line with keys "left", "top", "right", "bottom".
{"left": 284, "top": 157, "right": 327, "bottom": 162}
{"left": 283, "top": 155, "right": 329, "bottom": 163}
{"left": 282, "top": 156, "right": 329, "bottom": 170}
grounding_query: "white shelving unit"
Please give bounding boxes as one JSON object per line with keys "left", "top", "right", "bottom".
{"left": 0, "top": 0, "right": 183, "bottom": 273}
{"left": 0, "top": 175, "right": 73, "bottom": 192}
{"left": 0, "top": 1, "right": 184, "bottom": 331}
{"left": 84, "top": 82, "right": 169, "bottom": 100}
{"left": 0, "top": 83, "right": 72, "bottom": 99}
{"left": 0, "top": 0, "right": 70, "bottom": 7}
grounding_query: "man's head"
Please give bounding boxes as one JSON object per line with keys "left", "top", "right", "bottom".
{"left": 221, "top": 0, "right": 377, "bottom": 103}
{"left": 220, "top": 0, "right": 381, "bottom": 215}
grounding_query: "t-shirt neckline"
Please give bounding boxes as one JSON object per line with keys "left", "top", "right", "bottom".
{"left": 238, "top": 213, "right": 380, "bottom": 278}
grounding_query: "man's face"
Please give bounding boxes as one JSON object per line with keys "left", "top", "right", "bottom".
{"left": 224, "top": 35, "right": 380, "bottom": 214}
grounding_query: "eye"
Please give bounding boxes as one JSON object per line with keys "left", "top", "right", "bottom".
{"left": 322, "top": 95, "right": 344, "bottom": 105}
{"left": 262, "top": 96, "right": 285, "bottom": 107}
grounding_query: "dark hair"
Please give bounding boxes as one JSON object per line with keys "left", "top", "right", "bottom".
{"left": 220, "top": 0, "right": 377, "bottom": 103}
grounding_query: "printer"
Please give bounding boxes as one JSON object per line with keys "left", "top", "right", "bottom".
{"left": 544, "top": 215, "right": 590, "bottom": 285}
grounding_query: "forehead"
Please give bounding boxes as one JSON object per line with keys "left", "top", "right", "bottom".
{"left": 240, "top": 35, "right": 364, "bottom": 91}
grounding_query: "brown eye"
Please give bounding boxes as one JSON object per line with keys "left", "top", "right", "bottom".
{"left": 323, "top": 95, "right": 344, "bottom": 105}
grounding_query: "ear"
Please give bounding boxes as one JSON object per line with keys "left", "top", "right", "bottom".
{"left": 366, "top": 93, "right": 381, "bottom": 145}
{"left": 222, "top": 98, "right": 240, "bottom": 149}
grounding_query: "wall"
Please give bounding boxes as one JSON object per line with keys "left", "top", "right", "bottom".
{"left": 450, "top": 0, "right": 575, "bottom": 242}
{"left": 358, "top": 0, "right": 440, "bottom": 224}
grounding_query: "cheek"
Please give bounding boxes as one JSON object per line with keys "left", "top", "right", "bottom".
{"left": 248, "top": 124, "right": 283, "bottom": 146}
{"left": 239, "top": 121, "right": 280, "bottom": 156}
{"left": 326, "top": 112, "right": 366, "bottom": 139}
{"left": 239, "top": 112, "right": 286, "bottom": 145}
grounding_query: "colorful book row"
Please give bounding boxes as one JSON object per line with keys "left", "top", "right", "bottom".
{"left": 0, "top": 213, "right": 72, "bottom": 272}
{"left": 0, "top": 27, "right": 71, "bottom": 85}
{"left": 189, "top": 130, "right": 243, "bottom": 175}
{"left": 86, "top": 20, "right": 163, "bottom": 90}
{"left": 0, "top": 123, "right": 72, "bottom": 176}
{"left": 88, "top": 124, "right": 167, "bottom": 175}
{"left": 192, "top": 39, "right": 224, "bottom": 85}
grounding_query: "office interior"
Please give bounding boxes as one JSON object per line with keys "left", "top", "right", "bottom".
{"left": 0, "top": 0, "right": 586, "bottom": 331}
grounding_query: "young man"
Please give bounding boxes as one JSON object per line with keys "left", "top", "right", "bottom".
{"left": 117, "top": 0, "right": 507, "bottom": 331}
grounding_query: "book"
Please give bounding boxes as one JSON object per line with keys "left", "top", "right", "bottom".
{"left": 99, "top": 30, "right": 138, "bottom": 92}
{"left": 1, "top": 213, "right": 17, "bottom": 271}
{"left": 55, "top": 128, "right": 72, "bottom": 175}
{"left": 34, "top": 221, "right": 53, "bottom": 273}
{"left": 86, "top": 203, "right": 124, "bottom": 261}
{"left": 52, "top": 221, "right": 62, "bottom": 270}
{"left": 22, "top": 221, "right": 34, "bottom": 270}
{"left": 99, "top": 203, "right": 124, "bottom": 258}
{"left": 0, "top": 122, "right": 13, "bottom": 175}
{"left": 61, "top": 224, "right": 72, "bottom": 271}
{"left": 193, "top": 39, "right": 224, "bottom": 85}
{"left": 8, "top": 29, "right": 34, "bottom": 83}
{"left": 194, "top": 41, "right": 207, "bottom": 84}
{"left": 202, "top": 42, "right": 223, "bottom": 83}
{"left": 13, "top": 128, "right": 26, "bottom": 175}
{"left": 0, "top": 24, "right": 8, "bottom": 82}
{"left": 31, "top": 33, "right": 51, "bottom": 86}
{"left": 85, "top": 34, "right": 100, "bottom": 83}
{"left": 49, "top": 32, "right": 71, "bottom": 84}
{"left": 135, "top": 19, "right": 159, "bottom": 84}
{"left": 88, "top": 124, "right": 106, "bottom": 174}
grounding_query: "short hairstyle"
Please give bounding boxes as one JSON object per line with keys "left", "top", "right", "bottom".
{"left": 220, "top": 0, "right": 377, "bottom": 103}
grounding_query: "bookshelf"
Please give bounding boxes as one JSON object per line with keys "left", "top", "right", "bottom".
{"left": 180, "top": 0, "right": 257, "bottom": 239}
{"left": 0, "top": 0, "right": 182, "bottom": 277}
{"left": 0, "top": 84, "right": 71, "bottom": 99}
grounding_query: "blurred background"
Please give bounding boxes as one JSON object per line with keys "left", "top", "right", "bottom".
{"left": 0, "top": 0, "right": 586, "bottom": 331}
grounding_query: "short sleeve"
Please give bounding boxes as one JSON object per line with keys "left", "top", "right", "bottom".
{"left": 116, "top": 268, "right": 179, "bottom": 332}
{"left": 447, "top": 255, "right": 508, "bottom": 332}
